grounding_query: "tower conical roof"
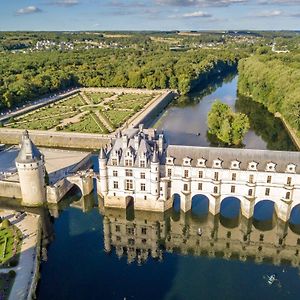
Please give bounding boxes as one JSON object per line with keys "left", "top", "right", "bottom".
{"left": 16, "top": 130, "right": 43, "bottom": 164}
{"left": 99, "top": 147, "right": 107, "bottom": 159}
{"left": 152, "top": 150, "right": 159, "bottom": 163}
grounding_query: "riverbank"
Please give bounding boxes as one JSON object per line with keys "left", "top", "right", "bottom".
{"left": 275, "top": 112, "right": 300, "bottom": 151}
{"left": 0, "top": 210, "right": 41, "bottom": 300}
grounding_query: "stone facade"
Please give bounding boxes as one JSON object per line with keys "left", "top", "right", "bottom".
{"left": 15, "top": 131, "right": 46, "bottom": 206}
{"left": 97, "top": 127, "right": 300, "bottom": 222}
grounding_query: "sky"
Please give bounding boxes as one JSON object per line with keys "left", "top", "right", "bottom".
{"left": 0, "top": 0, "right": 299, "bottom": 31}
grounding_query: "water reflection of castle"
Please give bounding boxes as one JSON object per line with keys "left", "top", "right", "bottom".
{"left": 102, "top": 207, "right": 300, "bottom": 270}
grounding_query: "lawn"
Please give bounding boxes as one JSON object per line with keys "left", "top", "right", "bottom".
{"left": 107, "top": 93, "right": 154, "bottom": 110}
{"left": 85, "top": 92, "right": 115, "bottom": 104}
{"left": 64, "top": 113, "right": 109, "bottom": 134}
{"left": 103, "top": 110, "right": 134, "bottom": 128}
{"left": 0, "top": 225, "right": 22, "bottom": 266}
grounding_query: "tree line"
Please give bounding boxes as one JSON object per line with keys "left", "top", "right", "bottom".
{"left": 238, "top": 53, "right": 300, "bottom": 133}
{"left": 0, "top": 47, "right": 239, "bottom": 110}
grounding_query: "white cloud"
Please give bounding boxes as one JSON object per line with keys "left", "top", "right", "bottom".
{"left": 258, "top": 0, "right": 300, "bottom": 5}
{"left": 156, "top": 0, "right": 247, "bottom": 7}
{"left": 253, "top": 9, "right": 284, "bottom": 17}
{"left": 49, "top": 0, "right": 79, "bottom": 6}
{"left": 16, "top": 6, "right": 42, "bottom": 15}
{"left": 182, "top": 10, "right": 212, "bottom": 17}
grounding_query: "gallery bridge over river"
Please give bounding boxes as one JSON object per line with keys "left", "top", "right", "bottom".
{"left": 1, "top": 126, "right": 300, "bottom": 228}
{"left": 97, "top": 127, "right": 300, "bottom": 225}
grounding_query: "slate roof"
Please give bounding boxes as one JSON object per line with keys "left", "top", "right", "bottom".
{"left": 16, "top": 131, "right": 43, "bottom": 164}
{"left": 166, "top": 145, "right": 300, "bottom": 173}
{"left": 107, "top": 131, "right": 158, "bottom": 167}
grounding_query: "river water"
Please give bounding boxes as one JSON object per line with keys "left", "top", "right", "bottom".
{"left": 37, "top": 74, "right": 300, "bottom": 299}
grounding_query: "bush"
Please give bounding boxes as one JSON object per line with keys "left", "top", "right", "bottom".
{"left": 1, "top": 219, "right": 11, "bottom": 229}
{"left": 8, "top": 270, "right": 16, "bottom": 278}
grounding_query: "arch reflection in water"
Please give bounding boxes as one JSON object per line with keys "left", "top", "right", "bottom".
{"left": 101, "top": 207, "right": 300, "bottom": 269}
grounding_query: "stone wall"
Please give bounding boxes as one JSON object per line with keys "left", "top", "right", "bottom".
{"left": 0, "top": 128, "right": 113, "bottom": 149}
{"left": 47, "top": 178, "right": 73, "bottom": 204}
{"left": 0, "top": 180, "right": 22, "bottom": 199}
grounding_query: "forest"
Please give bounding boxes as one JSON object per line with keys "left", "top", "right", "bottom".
{"left": 0, "top": 47, "right": 239, "bottom": 110}
{"left": 238, "top": 52, "right": 300, "bottom": 133}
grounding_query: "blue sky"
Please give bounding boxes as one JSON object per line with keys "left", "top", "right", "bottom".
{"left": 0, "top": 0, "right": 299, "bottom": 31}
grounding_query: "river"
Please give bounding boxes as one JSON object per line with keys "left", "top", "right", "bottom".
{"left": 36, "top": 74, "right": 300, "bottom": 299}
{"left": 153, "top": 74, "right": 296, "bottom": 151}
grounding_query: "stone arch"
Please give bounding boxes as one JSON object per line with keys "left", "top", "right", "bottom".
{"left": 289, "top": 204, "right": 300, "bottom": 225}
{"left": 67, "top": 174, "right": 94, "bottom": 197}
{"left": 172, "top": 193, "right": 181, "bottom": 213}
{"left": 191, "top": 194, "right": 209, "bottom": 217}
{"left": 253, "top": 199, "right": 277, "bottom": 221}
{"left": 220, "top": 196, "right": 241, "bottom": 219}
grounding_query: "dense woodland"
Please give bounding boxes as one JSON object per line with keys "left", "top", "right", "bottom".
{"left": 238, "top": 52, "right": 300, "bottom": 133}
{"left": 0, "top": 47, "right": 239, "bottom": 110}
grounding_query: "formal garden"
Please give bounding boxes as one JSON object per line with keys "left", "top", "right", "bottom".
{"left": 5, "top": 90, "right": 159, "bottom": 134}
{"left": 0, "top": 217, "right": 22, "bottom": 300}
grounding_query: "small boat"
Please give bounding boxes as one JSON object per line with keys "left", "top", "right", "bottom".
{"left": 197, "top": 228, "right": 203, "bottom": 236}
{"left": 267, "top": 274, "right": 276, "bottom": 285}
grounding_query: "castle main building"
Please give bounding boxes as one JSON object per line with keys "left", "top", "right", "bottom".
{"left": 97, "top": 126, "right": 300, "bottom": 222}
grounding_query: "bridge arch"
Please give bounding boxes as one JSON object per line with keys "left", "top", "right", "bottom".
{"left": 172, "top": 193, "right": 181, "bottom": 213}
{"left": 191, "top": 194, "right": 209, "bottom": 217}
{"left": 171, "top": 193, "right": 181, "bottom": 221}
{"left": 253, "top": 199, "right": 277, "bottom": 221}
{"left": 289, "top": 204, "right": 300, "bottom": 225}
{"left": 220, "top": 196, "right": 241, "bottom": 219}
{"left": 66, "top": 173, "right": 94, "bottom": 197}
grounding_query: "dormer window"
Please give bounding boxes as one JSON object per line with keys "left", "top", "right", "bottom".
{"left": 266, "top": 162, "right": 276, "bottom": 172}
{"left": 213, "top": 159, "right": 223, "bottom": 169}
{"left": 231, "top": 160, "right": 240, "bottom": 170}
{"left": 286, "top": 164, "right": 296, "bottom": 173}
{"left": 248, "top": 162, "right": 258, "bottom": 171}
{"left": 197, "top": 158, "right": 206, "bottom": 167}
{"left": 183, "top": 157, "right": 192, "bottom": 166}
{"left": 166, "top": 156, "right": 174, "bottom": 165}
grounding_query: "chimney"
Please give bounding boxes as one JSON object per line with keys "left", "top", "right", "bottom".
{"left": 122, "top": 134, "right": 128, "bottom": 149}
{"left": 158, "top": 134, "right": 164, "bottom": 154}
{"left": 134, "top": 135, "right": 140, "bottom": 151}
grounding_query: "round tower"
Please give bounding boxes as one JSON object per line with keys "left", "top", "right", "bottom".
{"left": 15, "top": 130, "right": 46, "bottom": 206}
{"left": 150, "top": 150, "right": 160, "bottom": 198}
{"left": 99, "top": 147, "right": 108, "bottom": 196}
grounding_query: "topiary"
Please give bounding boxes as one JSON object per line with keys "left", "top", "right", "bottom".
{"left": 1, "top": 219, "right": 11, "bottom": 229}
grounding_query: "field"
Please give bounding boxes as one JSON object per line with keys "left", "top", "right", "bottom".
{"left": 5, "top": 90, "right": 159, "bottom": 134}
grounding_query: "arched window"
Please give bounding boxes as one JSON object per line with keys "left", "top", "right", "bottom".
{"left": 286, "top": 192, "right": 291, "bottom": 199}
{"left": 213, "top": 186, "right": 218, "bottom": 194}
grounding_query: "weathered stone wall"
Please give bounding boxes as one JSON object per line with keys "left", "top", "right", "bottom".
{"left": 47, "top": 179, "right": 73, "bottom": 203}
{"left": 0, "top": 128, "right": 113, "bottom": 149}
{"left": 124, "top": 91, "right": 177, "bottom": 129}
{"left": 0, "top": 180, "right": 22, "bottom": 199}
